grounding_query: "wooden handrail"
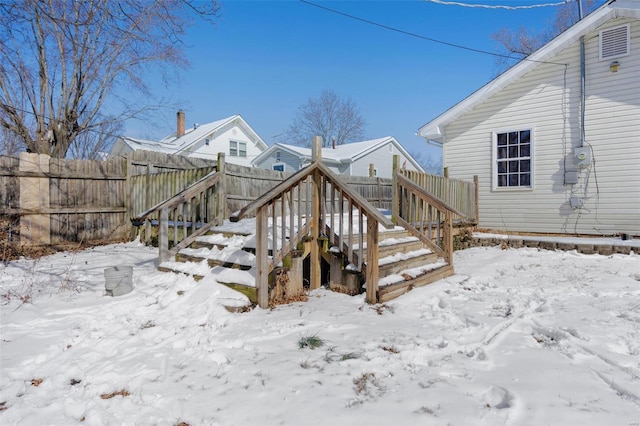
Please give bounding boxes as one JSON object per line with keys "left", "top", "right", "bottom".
{"left": 317, "top": 163, "right": 394, "bottom": 229}
{"left": 130, "top": 162, "right": 224, "bottom": 263}
{"left": 132, "top": 169, "right": 219, "bottom": 224}
{"left": 396, "top": 173, "right": 464, "bottom": 217}
{"left": 230, "top": 164, "right": 317, "bottom": 222}
{"left": 233, "top": 143, "right": 394, "bottom": 308}
{"left": 395, "top": 172, "right": 460, "bottom": 265}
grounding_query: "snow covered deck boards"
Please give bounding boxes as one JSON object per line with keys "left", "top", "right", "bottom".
{"left": 157, "top": 219, "right": 452, "bottom": 308}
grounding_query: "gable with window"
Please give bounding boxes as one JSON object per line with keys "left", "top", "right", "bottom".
{"left": 230, "top": 140, "right": 247, "bottom": 157}
{"left": 493, "top": 129, "right": 532, "bottom": 189}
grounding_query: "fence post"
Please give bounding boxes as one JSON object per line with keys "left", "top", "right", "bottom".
{"left": 217, "top": 152, "right": 226, "bottom": 224}
{"left": 125, "top": 154, "right": 135, "bottom": 239}
{"left": 369, "top": 163, "right": 375, "bottom": 177}
{"left": 19, "top": 153, "right": 51, "bottom": 246}
{"left": 310, "top": 135, "right": 322, "bottom": 290}
{"left": 391, "top": 155, "right": 399, "bottom": 225}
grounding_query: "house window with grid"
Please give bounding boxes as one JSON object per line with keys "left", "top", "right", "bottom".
{"left": 230, "top": 140, "right": 247, "bottom": 157}
{"left": 494, "top": 129, "right": 532, "bottom": 188}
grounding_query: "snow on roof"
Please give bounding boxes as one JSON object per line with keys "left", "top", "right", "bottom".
{"left": 160, "top": 116, "right": 237, "bottom": 148}
{"left": 258, "top": 137, "right": 396, "bottom": 163}
{"left": 119, "top": 114, "right": 267, "bottom": 155}
{"left": 417, "top": 0, "right": 640, "bottom": 142}
{"left": 120, "top": 137, "right": 178, "bottom": 154}
{"left": 252, "top": 136, "right": 425, "bottom": 172}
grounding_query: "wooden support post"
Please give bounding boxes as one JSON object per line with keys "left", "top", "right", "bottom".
{"left": 217, "top": 152, "right": 226, "bottom": 224}
{"left": 159, "top": 207, "right": 169, "bottom": 263}
{"left": 391, "top": 155, "right": 399, "bottom": 225}
{"left": 473, "top": 175, "right": 479, "bottom": 225}
{"left": 288, "top": 251, "right": 304, "bottom": 297}
{"left": 443, "top": 167, "right": 449, "bottom": 178}
{"left": 310, "top": 135, "right": 322, "bottom": 290}
{"left": 365, "top": 213, "right": 379, "bottom": 304}
{"left": 329, "top": 255, "right": 343, "bottom": 291}
{"left": 256, "top": 206, "right": 269, "bottom": 308}
{"left": 443, "top": 210, "right": 453, "bottom": 265}
{"left": 369, "top": 163, "right": 375, "bottom": 177}
{"left": 19, "top": 153, "right": 51, "bottom": 246}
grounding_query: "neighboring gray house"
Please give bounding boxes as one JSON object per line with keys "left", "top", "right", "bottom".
{"left": 418, "top": 0, "right": 639, "bottom": 236}
{"left": 251, "top": 137, "right": 425, "bottom": 178}
{"left": 110, "top": 112, "right": 268, "bottom": 166}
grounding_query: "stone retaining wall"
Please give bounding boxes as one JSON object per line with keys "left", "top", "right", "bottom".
{"left": 456, "top": 236, "right": 633, "bottom": 255}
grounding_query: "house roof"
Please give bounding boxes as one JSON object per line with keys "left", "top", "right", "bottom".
{"left": 119, "top": 114, "right": 268, "bottom": 154}
{"left": 252, "top": 137, "right": 425, "bottom": 172}
{"left": 417, "top": 0, "right": 640, "bottom": 142}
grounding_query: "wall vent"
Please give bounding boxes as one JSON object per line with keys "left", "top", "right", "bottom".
{"left": 600, "top": 24, "right": 630, "bottom": 60}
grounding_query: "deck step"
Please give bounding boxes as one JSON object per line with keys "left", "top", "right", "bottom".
{"left": 378, "top": 264, "right": 454, "bottom": 303}
{"left": 378, "top": 249, "right": 439, "bottom": 277}
{"left": 176, "top": 251, "right": 253, "bottom": 270}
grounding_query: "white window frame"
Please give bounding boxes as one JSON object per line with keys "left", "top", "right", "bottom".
{"left": 272, "top": 163, "right": 285, "bottom": 172}
{"left": 492, "top": 127, "right": 534, "bottom": 191}
{"left": 230, "top": 140, "right": 247, "bottom": 157}
{"left": 599, "top": 24, "right": 630, "bottom": 61}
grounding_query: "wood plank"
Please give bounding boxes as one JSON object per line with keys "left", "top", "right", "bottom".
{"left": 256, "top": 206, "right": 269, "bottom": 308}
{"left": 365, "top": 213, "right": 379, "bottom": 304}
{"left": 378, "top": 265, "right": 454, "bottom": 303}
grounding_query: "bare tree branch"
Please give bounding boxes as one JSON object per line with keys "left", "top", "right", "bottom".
{"left": 283, "top": 89, "right": 367, "bottom": 147}
{"left": 492, "top": 0, "right": 603, "bottom": 71}
{"left": 0, "top": 0, "right": 221, "bottom": 158}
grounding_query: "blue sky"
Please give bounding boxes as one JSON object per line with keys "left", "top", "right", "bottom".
{"left": 124, "top": 0, "right": 570, "bottom": 161}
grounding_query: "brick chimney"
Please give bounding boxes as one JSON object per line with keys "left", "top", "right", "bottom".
{"left": 177, "top": 110, "right": 185, "bottom": 138}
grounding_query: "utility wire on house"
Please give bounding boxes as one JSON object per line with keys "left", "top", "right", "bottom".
{"left": 422, "top": 0, "right": 572, "bottom": 10}
{"left": 298, "top": 0, "right": 568, "bottom": 66}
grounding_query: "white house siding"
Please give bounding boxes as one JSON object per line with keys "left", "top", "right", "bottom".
{"left": 188, "top": 125, "right": 263, "bottom": 167}
{"left": 443, "top": 17, "right": 639, "bottom": 235}
{"left": 350, "top": 142, "right": 420, "bottom": 178}
{"left": 253, "top": 149, "right": 302, "bottom": 173}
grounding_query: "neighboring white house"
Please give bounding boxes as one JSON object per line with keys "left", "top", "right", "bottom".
{"left": 110, "top": 112, "right": 268, "bottom": 167}
{"left": 251, "top": 137, "right": 425, "bottom": 178}
{"left": 418, "top": 0, "right": 640, "bottom": 237}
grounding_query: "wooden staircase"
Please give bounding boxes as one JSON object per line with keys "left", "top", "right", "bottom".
{"left": 157, "top": 217, "right": 454, "bottom": 307}
{"left": 132, "top": 137, "right": 464, "bottom": 309}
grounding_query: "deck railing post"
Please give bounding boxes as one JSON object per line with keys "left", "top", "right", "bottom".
{"left": 365, "top": 213, "right": 379, "bottom": 304}
{"left": 256, "top": 205, "right": 269, "bottom": 308}
{"left": 310, "top": 136, "right": 322, "bottom": 290}
{"left": 391, "top": 155, "right": 399, "bottom": 225}
{"left": 217, "top": 152, "right": 226, "bottom": 224}
{"left": 444, "top": 210, "right": 453, "bottom": 265}
{"left": 159, "top": 207, "right": 169, "bottom": 263}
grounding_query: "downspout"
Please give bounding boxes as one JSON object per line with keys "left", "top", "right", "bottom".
{"left": 578, "top": 0, "right": 586, "bottom": 147}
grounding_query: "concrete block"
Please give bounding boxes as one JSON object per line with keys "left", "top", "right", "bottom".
{"left": 577, "top": 244, "right": 595, "bottom": 255}
{"left": 594, "top": 245, "right": 614, "bottom": 256}
{"left": 539, "top": 241, "right": 557, "bottom": 251}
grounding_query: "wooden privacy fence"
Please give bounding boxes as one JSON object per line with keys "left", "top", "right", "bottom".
{"left": 0, "top": 150, "right": 218, "bottom": 247}
{"left": 0, "top": 149, "right": 477, "bottom": 248}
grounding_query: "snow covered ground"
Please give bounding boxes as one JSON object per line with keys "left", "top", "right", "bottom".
{"left": 1, "top": 238, "right": 639, "bottom": 425}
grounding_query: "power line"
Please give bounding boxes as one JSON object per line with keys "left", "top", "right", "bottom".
{"left": 299, "top": 0, "right": 568, "bottom": 66}
{"left": 423, "top": 0, "right": 572, "bottom": 10}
